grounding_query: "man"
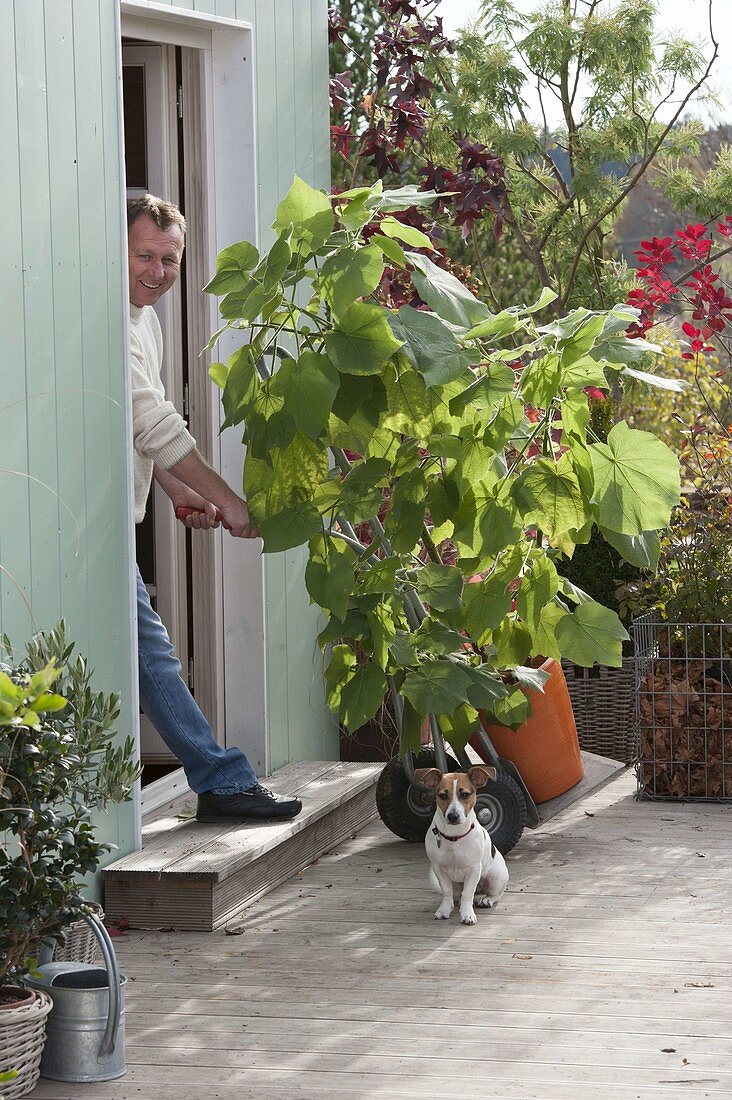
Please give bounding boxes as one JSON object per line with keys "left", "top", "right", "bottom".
{"left": 127, "top": 193, "right": 301, "bottom": 822}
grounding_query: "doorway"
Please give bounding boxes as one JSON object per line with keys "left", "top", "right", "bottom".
{"left": 122, "top": 40, "right": 194, "bottom": 785}
{"left": 119, "top": 4, "right": 265, "bottom": 820}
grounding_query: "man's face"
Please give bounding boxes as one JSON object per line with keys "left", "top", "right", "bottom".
{"left": 128, "top": 214, "right": 185, "bottom": 308}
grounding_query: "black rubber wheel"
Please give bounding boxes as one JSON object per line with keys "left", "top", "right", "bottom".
{"left": 376, "top": 748, "right": 460, "bottom": 842}
{"left": 474, "top": 770, "right": 527, "bottom": 856}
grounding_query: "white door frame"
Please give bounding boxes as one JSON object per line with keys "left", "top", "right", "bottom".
{"left": 118, "top": 2, "right": 265, "bottom": 823}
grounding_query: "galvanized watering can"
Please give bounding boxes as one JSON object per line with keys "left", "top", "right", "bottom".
{"left": 26, "top": 912, "right": 126, "bottom": 1082}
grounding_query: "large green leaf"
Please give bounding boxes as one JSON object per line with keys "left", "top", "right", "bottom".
{"left": 463, "top": 666, "right": 509, "bottom": 709}
{"left": 436, "top": 704, "right": 481, "bottom": 752}
{"left": 461, "top": 575, "right": 512, "bottom": 645}
{"left": 358, "top": 556, "right": 401, "bottom": 595}
{"left": 516, "top": 556, "right": 559, "bottom": 632}
{"left": 415, "top": 564, "right": 464, "bottom": 612}
{"left": 320, "top": 244, "right": 384, "bottom": 317}
{"left": 449, "top": 362, "right": 515, "bottom": 415}
{"left": 366, "top": 600, "right": 397, "bottom": 669}
{"left": 483, "top": 396, "right": 525, "bottom": 451}
{"left": 396, "top": 307, "right": 479, "bottom": 388}
{"left": 368, "top": 186, "right": 445, "bottom": 212}
{"left": 273, "top": 352, "right": 339, "bottom": 440}
{"left": 386, "top": 469, "right": 427, "bottom": 552}
{"left": 204, "top": 241, "right": 260, "bottom": 295}
{"left": 589, "top": 422, "right": 681, "bottom": 536}
{"left": 559, "top": 313, "right": 606, "bottom": 366}
{"left": 554, "top": 601, "right": 629, "bottom": 667}
{"left": 221, "top": 346, "right": 258, "bottom": 430}
{"left": 600, "top": 526, "right": 661, "bottom": 571}
{"left": 273, "top": 175, "right": 334, "bottom": 254}
{"left": 260, "top": 229, "right": 292, "bottom": 292}
{"left": 519, "top": 353, "right": 562, "bottom": 409}
{"left": 324, "top": 644, "right": 357, "bottom": 711}
{"left": 339, "top": 664, "right": 388, "bottom": 730}
{"left": 487, "top": 688, "right": 531, "bottom": 729}
{"left": 381, "top": 364, "right": 460, "bottom": 439}
{"left": 379, "top": 217, "right": 434, "bottom": 250}
{"left": 530, "top": 601, "right": 568, "bottom": 661}
{"left": 411, "top": 619, "right": 468, "bottom": 658}
{"left": 464, "top": 310, "right": 521, "bottom": 341}
{"left": 492, "top": 619, "right": 533, "bottom": 667}
{"left": 220, "top": 282, "right": 281, "bottom": 323}
{"left": 305, "top": 534, "right": 355, "bottom": 621}
{"left": 401, "top": 661, "right": 473, "bottom": 714}
{"left": 325, "top": 303, "right": 403, "bottom": 375}
{"left": 621, "top": 366, "right": 687, "bottom": 392}
{"left": 259, "top": 503, "right": 322, "bottom": 553}
{"left": 338, "top": 457, "right": 390, "bottom": 522}
{"left": 405, "top": 252, "right": 492, "bottom": 329}
{"left": 265, "top": 433, "right": 329, "bottom": 515}
{"left": 513, "top": 453, "right": 590, "bottom": 537}
{"left": 560, "top": 354, "right": 608, "bottom": 391}
{"left": 453, "top": 477, "right": 523, "bottom": 557}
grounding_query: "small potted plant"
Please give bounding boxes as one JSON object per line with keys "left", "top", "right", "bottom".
{"left": 0, "top": 623, "right": 138, "bottom": 1097}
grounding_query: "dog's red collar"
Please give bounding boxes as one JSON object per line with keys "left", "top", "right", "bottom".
{"left": 432, "top": 822, "right": 475, "bottom": 842}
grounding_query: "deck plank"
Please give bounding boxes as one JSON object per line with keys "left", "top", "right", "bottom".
{"left": 32, "top": 770, "right": 732, "bottom": 1100}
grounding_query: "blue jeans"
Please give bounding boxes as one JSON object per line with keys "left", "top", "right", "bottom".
{"left": 136, "top": 566, "right": 257, "bottom": 794}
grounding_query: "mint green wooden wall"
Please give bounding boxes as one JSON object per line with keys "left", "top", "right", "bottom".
{"left": 0, "top": 0, "right": 335, "bottom": 871}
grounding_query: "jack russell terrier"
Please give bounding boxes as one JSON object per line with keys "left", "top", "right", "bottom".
{"left": 415, "top": 765, "right": 509, "bottom": 925}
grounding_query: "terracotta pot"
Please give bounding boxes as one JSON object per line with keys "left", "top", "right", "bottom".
{"left": 471, "top": 657, "right": 584, "bottom": 804}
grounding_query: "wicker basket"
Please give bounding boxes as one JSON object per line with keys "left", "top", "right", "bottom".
{"left": 53, "top": 903, "right": 105, "bottom": 964}
{"left": 562, "top": 659, "right": 637, "bottom": 765}
{"left": 0, "top": 988, "right": 53, "bottom": 1099}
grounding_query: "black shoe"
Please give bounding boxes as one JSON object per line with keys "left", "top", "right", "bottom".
{"left": 196, "top": 784, "right": 302, "bottom": 823}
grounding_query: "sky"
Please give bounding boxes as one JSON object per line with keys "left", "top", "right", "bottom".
{"left": 436, "top": 0, "right": 731, "bottom": 129}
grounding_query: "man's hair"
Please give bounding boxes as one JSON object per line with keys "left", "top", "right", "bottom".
{"left": 127, "top": 194, "right": 187, "bottom": 236}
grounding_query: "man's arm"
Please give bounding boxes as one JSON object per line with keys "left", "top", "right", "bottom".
{"left": 165, "top": 449, "right": 259, "bottom": 539}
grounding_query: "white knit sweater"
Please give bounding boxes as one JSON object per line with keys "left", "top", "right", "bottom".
{"left": 130, "top": 304, "right": 196, "bottom": 523}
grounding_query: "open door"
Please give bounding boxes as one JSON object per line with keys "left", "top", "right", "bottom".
{"left": 122, "top": 41, "right": 205, "bottom": 792}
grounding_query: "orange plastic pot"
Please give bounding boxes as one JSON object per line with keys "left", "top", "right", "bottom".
{"left": 470, "top": 657, "right": 584, "bottom": 804}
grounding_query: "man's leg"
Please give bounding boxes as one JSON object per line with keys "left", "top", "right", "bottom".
{"left": 136, "top": 567, "right": 301, "bottom": 819}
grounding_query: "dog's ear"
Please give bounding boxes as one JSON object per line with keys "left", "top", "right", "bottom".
{"left": 468, "top": 765, "right": 497, "bottom": 788}
{"left": 414, "top": 767, "right": 442, "bottom": 789}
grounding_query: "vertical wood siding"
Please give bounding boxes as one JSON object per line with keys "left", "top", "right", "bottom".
{"left": 1, "top": 0, "right": 335, "bottom": 866}
{"left": 0, "top": 0, "right": 137, "bottom": 866}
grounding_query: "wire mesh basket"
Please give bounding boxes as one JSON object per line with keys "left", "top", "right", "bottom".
{"left": 632, "top": 618, "right": 731, "bottom": 802}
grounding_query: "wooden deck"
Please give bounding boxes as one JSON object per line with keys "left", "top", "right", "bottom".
{"left": 102, "top": 761, "right": 382, "bottom": 930}
{"left": 31, "top": 769, "right": 732, "bottom": 1099}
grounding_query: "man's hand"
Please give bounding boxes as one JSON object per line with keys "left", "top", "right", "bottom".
{"left": 162, "top": 450, "right": 261, "bottom": 540}
{"left": 217, "top": 497, "right": 260, "bottom": 539}
{"left": 154, "top": 469, "right": 220, "bottom": 530}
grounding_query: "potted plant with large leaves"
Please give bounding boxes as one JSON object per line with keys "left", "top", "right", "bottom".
{"left": 0, "top": 624, "right": 137, "bottom": 1098}
{"left": 204, "top": 176, "right": 681, "bottom": 847}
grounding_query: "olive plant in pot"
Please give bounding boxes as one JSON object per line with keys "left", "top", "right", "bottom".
{"left": 0, "top": 623, "right": 138, "bottom": 1098}
{"left": 205, "top": 176, "right": 681, "bottom": 845}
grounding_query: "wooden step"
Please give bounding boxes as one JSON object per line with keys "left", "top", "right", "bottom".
{"left": 103, "top": 761, "right": 382, "bottom": 932}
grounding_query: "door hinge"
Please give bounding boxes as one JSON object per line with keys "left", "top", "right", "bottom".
{"left": 183, "top": 381, "right": 190, "bottom": 418}
{"left": 177, "top": 84, "right": 184, "bottom": 120}
{"left": 188, "top": 658, "right": 194, "bottom": 693}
